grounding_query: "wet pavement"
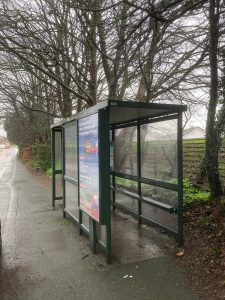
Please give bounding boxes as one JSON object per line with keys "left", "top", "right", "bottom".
{"left": 0, "top": 147, "right": 200, "bottom": 299}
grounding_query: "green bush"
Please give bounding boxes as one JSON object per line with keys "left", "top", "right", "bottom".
{"left": 30, "top": 144, "right": 51, "bottom": 172}
{"left": 183, "top": 179, "right": 211, "bottom": 204}
{"left": 46, "top": 168, "right": 52, "bottom": 178}
{"left": 115, "top": 176, "right": 137, "bottom": 191}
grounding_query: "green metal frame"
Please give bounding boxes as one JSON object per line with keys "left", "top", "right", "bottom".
{"left": 177, "top": 113, "right": 184, "bottom": 246}
{"left": 51, "top": 127, "right": 63, "bottom": 208}
{"left": 58, "top": 109, "right": 112, "bottom": 262}
{"left": 111, "top": 113, "right": 183, "bottom": 244}
{"left": 51, "top": 100, "right": 186, "bottom": 263}
{"left": 62, "top": 120, "right": 78, "bottom": 221}
{"left": 137, "top": 121, "right": 142, "bottom": 224}
{"left": 62, "top": 126, "right": 66, "bottom": 218}
{"left": 98, "top": 107, "right": 111, "bottom": 262}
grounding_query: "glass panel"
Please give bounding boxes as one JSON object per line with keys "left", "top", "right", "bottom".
{"left": 65, "top": 180, "right": 78, "bottom": 220}
{"left": 115, "top": 191, "right": 138, "bottom": 213}
{"left": 96, "top": 224, "right": 106, "bottom": 245}
{"left": 141, "top": 119, "right": 177, "bottom": 183}
{"left": 55, "top": 174, "right": 62, "bottom": 198}
{"left": 65, "top": 123, "right": 77, "bottom": 179}
{"left": 55, "top": 131, "right": 62, "bottom": 170}
{"left": 114, "top": 127, "right": 137, "bottom": 176}
{"left": 115, "top": 177, "right": 137, "bottom": 193}
{"left": 115, "top": 177, "right": 138, "bottom": 212}
{"left": 81, "top": 212, "right": 89, "bottom": 231}
{"left": 141, "top": 184, "right": 178, "bottom": 207}
{"left": 142, "top": 203, "right": 177, "bottom": 232}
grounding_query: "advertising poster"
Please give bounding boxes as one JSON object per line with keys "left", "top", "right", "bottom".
{"left": 78, "top": 114, "right": 99, "bottom": 222}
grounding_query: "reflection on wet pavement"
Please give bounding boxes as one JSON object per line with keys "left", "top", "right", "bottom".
{"left": 111, "top": 210, "right": 174, "bottom": 264}
{"left": 0, "top": 147, "right": 18, "bottom": 266}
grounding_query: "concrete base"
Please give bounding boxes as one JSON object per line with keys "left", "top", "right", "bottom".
{"left": 111, "top": 210, "right": 174, "bottom": 264}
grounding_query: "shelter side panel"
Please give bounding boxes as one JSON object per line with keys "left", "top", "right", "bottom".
{"left": 78, "top": 113, "right": 100, "bottom": 222}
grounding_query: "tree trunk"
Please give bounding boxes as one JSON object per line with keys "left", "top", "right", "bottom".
{"left": 205, "top": 0, "right": 221, "bottom": 196}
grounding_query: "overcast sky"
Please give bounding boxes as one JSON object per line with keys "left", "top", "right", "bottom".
{"left": 0, "top": 107, "right": 207, "bottom": 141}
{"left": 189, "top": 106, "right": 207, "bottom": 129}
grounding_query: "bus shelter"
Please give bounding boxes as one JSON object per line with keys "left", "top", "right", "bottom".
{"left": 51, "top": 100, "right": 187, "bottom": 263}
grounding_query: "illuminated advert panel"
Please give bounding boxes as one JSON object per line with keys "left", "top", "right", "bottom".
{"left": 78, "top": 113, "right": 99, "bottom": 222}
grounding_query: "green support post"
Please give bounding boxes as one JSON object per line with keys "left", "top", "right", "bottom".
{"left": 79, "top": 211, "right": 83, "bottom": 236}
{"left": 106, "top": 217, "right": 112, "bottom": 264}
{"left": 112, "top": 127, "right": 116, "bottom": 210}
{"left": 99, "top": 108, "right": 111, "bottom": 263}
{"left": 62, "top": 127, "right": 66, "bottom": 218}
{"left": 137, "top": 122, "right": 142, "bottom": 224}
{"left": 89, "top": 218, "right": 97, "bottom": 254}
{"left": 51, "top": 129, "right": 56, "bottom": 208}
{"left": 177, "top": 113, "right": 184, "bottom": 247}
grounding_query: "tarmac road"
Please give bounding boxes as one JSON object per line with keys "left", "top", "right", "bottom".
{"left": 0, "top": 147, "right": 200, "bottom": 300}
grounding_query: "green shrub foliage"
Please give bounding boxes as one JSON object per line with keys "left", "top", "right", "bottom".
{"left": 183, "top": 179, "right": 211, "bottom": 204}
{"left": 30, "top": 144, "right": 51, "bottom": 172}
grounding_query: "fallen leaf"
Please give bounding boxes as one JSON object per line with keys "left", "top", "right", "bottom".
{"left": 176, "top": 249, "right": 185, "bottom": 257}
